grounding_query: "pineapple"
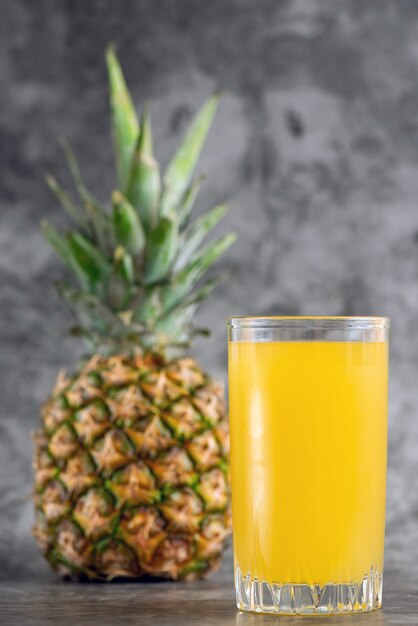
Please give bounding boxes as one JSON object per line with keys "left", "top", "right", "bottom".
{"left": 33, "top": 46, "right": 235, "bottom": 581}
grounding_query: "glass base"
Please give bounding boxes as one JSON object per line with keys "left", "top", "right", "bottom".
{"left": 235, "top": 566, "right": 382, "bottom": 615}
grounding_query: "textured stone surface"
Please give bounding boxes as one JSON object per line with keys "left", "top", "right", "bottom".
{"left": 1, "top": 0, "right": 418, "bottom": 592}
{"left": 0, "top": 566, "right": 417, "bottom": 625}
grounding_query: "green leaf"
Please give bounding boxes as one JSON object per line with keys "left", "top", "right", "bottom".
{"left": 105, "top": 45, "right": 139, "bottom": 189}
{"left": 57, "top": 282, "right": 128, "bottom": 337}
{"left": 162, "top": 233, "right": 236, "bottom": 309}
{"left": 57, "top": 282, "right": 149, "bottom": 353}
{"left": 114, "top": 246, "right": 134, "bottom": 283}
{"left": 191, "top": 327, "right": 211, "bottom": 338}
{"left": 160, "top": 95, "right": 220, "bottom": 217}
{"left": 67, "top": 233, "right": 111, "bottom": 293}
{"left": 154, "top": 302, "right": 197, "bottom": 340}
{"left": 45, "top": 175, "right": 88, "bottom": 229}
{"left": 112, "top": 190, "right": 145, "bottom": 257}
{"left": 42, "top": 221, "right": 90, "bottom": 289}
{"left": 177, "top": 175, "right": 205, "bottom": 227}
{"left": 84, "top": 201, "right": 112, "bottom": 254}
{"left": 173, "top": 204, "right": 229, "bottom": 272}
{"left": 174, "top": 273, "right": 227, "bottom": 309}
{"left": 42, "top": 221, "right": 73, "bottom": 266}
{"left": 158, "top": 274, "right": 226, "bottom": 331}
{"left": 59, "top": 138, "right": 112, "bottom": 253}
{"left": 107, "top": 247, "right": 135, "bottom": 310}
{"left": 143, "top": 217, "right": 178, "bottom": 285}
{"left": 133, "top": 287, "right": 162, "bottom": 324}
{"left": 59, "top": 138, "right": 104, "bottom": 209}
{"left": 125, "top": 109, "right": 161, "bottom": 231}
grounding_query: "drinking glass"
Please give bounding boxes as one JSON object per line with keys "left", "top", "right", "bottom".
{"left": 227, "top": 317, "right": 389, "bottom": 615}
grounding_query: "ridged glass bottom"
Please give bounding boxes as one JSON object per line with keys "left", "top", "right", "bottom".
{"left": 235, "top": 566, "right": 382, "bottom": 615}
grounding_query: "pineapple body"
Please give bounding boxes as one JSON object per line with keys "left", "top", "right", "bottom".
{"left": 34, "top": 353, "right": 231, "bottom": 580}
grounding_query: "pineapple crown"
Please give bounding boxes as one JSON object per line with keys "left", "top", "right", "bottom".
{"left": 42, "top": 46, "right": 236, "bottom": 357}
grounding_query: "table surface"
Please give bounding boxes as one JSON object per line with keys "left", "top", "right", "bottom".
{"left": 0, "top": 565, "right": 416, "bottom": 626}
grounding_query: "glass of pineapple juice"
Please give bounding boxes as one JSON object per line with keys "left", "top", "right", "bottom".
{"left": 227, "top": 316, "right": 389, "bottom": 615}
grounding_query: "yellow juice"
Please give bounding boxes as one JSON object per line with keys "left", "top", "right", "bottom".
{"left": 228, "top": 340, "right": 388, "bottom": 586}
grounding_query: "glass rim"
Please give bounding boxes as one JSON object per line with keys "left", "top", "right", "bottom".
{"left": 226, "top": 316, "right": 390, "bottom": 330}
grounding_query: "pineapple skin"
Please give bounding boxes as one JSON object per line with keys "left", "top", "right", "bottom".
{"left": 33, "top": 353, "right": 231, "bottom": 581}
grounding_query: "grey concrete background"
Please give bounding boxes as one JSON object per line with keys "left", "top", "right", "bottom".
{"left": 1, "top": 0, "right": 418, "bottom": 581}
